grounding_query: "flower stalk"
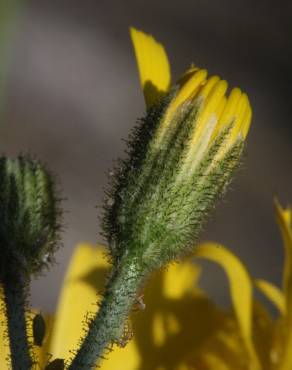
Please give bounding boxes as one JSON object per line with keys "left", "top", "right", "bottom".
{"left": 0, "top": 155, "right": 62, "bottom": 369}
{"left": 2, "top": 272, "right": 32, "bottom": 370}
{"left": 68, "top": 257, "right": 144, "bottom": 370}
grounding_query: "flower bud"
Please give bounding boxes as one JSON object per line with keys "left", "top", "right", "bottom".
{"left": 0, "top": 155, "right": 62, "bottom": 279}
{"left": 103, "top": 67, "right": 251, "bottom": 272}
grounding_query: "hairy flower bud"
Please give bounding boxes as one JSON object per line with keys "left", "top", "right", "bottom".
{"left": 102, "top": 30, "right": 252, "bottom": 272}
{"left": 67, "top": 29, "right": 253, "bottom": 370}
{"left": 0, "top": 155, "right": 62, "bottom": 279}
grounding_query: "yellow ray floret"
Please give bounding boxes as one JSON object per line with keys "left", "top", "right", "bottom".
{"left": 189, "top": 79, "right": 228, "bottom": 146}
{"left": 48, "top": 243, "right": 109, "bottom": 363}
{"left": 194, "top": 243, "right": 261, "bottom": 370}
{"left": 254, "top": 278, "right": 286, "bottom": 315}
{"left": 274, "top": 200, "right": 292, "bottom": 370}
{"left": 155, "top": 68, "right": 207, "bottom": 146}
{"left": 215, "top": 88, "right": 242, "bottom": 134}
{"left": 167, "top": 68, "right": 207, "bottom": 118}
{"left": 130, "top": 27, "right": 171, "bottom": 108}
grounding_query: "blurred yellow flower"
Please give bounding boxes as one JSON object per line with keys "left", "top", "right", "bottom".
{"left": 1, "top": 201, "right": 291, "bottom": 370}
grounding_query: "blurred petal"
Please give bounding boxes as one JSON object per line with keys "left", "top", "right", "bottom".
{"left": 192, "top": 314, "right": 254, "bottom": 370}
{"left": 131, "top": 260, "right": 228, "bottom": 369}
{"left": 99, "top": 341, "right": 141, "bottom": 370}
{"left": 163, "top": 261, "right": 201, "bottom": 299}
{"left": 130, "top": 27, "right": 171, "bottom": 108}
{"left": 254, "top": 279, "right": 285, "bottom": 315}
{"left": 252, "top": 301, "right": 275, "bottom": 369}
{"left": 274, "top": 200, "right": 292, "bottom": 314}
{"left": 0, "top": 294, "right": 10, "bottom": 370}
{"left": 101, "top": 259, "right": 226, "bottom": 370}
{"left": 196, "top": 353, "right": 231, "bottom": 370}
{"left": 194, "top": 243, "right": 261, "bottom": 370}
{"left": 48, "top": 243, "right": 110, "bottom": 364}
{"left": 274, "top": 200, "right": 292, "bottom": 370}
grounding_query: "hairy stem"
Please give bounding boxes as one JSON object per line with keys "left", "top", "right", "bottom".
{"left": 2, "top": 273, "right": 33, "bottom": 370}
{"left": 68, "top": 258, "right": 144, "bottom": 370}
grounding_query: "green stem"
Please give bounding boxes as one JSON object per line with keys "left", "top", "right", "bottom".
{"left": 68, "top": 258, "right": 144, "bottom": 370}
{"left": 2, "top": 273, "right": 33, "bottom": 370}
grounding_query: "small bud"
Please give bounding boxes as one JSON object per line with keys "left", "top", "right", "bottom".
{"left": 103, "top": 69, "right": 252, "bottom": 272}
{"left": 33, "top": 312, "right": 46, "bottom": 347}
{"left": 45, "top": 359, "right": 65, "bottom": 370}
{"left": 0, "top": 155, "right": 62, "bottom": 280}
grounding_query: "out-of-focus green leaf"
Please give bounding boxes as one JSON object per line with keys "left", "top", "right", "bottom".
{"left": 0, "top": 0, "right": 24, "bottom": 105}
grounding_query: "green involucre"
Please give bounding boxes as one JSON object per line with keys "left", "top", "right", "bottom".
{"left": 102, "top": 90, "right": 244, "bottom": 272}
{"left": 0, "top": 155, "right": 62, "bottom": 280}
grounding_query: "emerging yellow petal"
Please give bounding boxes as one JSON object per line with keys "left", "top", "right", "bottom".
{"left": 153, "top": 67, "right": 252, "bottom": 177}
{"left": 130, "top": 27, "right": 171, "bottom": 108}
{"left": 166, "top": 68, "right": 207, "bottom": 120}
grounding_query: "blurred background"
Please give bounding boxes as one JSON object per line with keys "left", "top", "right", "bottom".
{"left": 0, "top": 0, "right": 291, "bottom": 312}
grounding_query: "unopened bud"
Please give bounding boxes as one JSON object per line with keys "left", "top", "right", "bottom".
{"left": 0, "top": 155, "right": 62, "bottom": 279}
{"left": 103, "top": 68, "right": 251, "bottom": 272}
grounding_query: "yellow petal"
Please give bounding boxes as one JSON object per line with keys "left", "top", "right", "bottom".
{"left": 105, "top": 258, "right": 225, "bottom": 370}
{"left": 166, "top": 68, "right": 207, "bottom": 121}
{"left": 186, "top": 79, "right": 228, "bottom": 166}
{"left": 217, "top": 88, "right": 242, "bottom": 131}
{"left": 241, "top": 103, "right": 252, "bottom": 138}
{"left": 254, "top": 279, "right": 286, "bottom": 315}
{"left": 177, "top": 64, "right": 199, "bottom": 86}
{"left": 192, "top": 314, "right": 253, "bottom": 370}
{"left": 196, "top": 352, "right": 232, "bottom": 370}
{"left": 155, "top": 69, "right": 207, "bottom": 148}
{"left": 99, "top": 340, "right": 141, "bottom": 370}
{"left": 0, "top": 294, "right": 10, "bottom": 370}
{"left": 194, "top": 243, "right": 261, "bottom": 370}
{"left": 132, "top": 260, "right": 231, "bottom": 370}
{"left": 130, "top": 27, "right": 171, "bottom": 108}
{"left": 101, "top": 258, "right": 209, "bottom": 370}
{"left": 252, "top": 301, "right": 275, "bottom": 369}
{"left": 275, "top": 200, "right": 292, "bottom": 313}
{"left": 274, "top": 200, "right": 292, "bottom": 370}
{"left": 48, "top": 243, "right": 110, "bottom": 364}
{"left": 228, "top": 93, "right": 250, "bottom": 143}
{"left": 163, "top": 261, "right": 201, "bottom": 299}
